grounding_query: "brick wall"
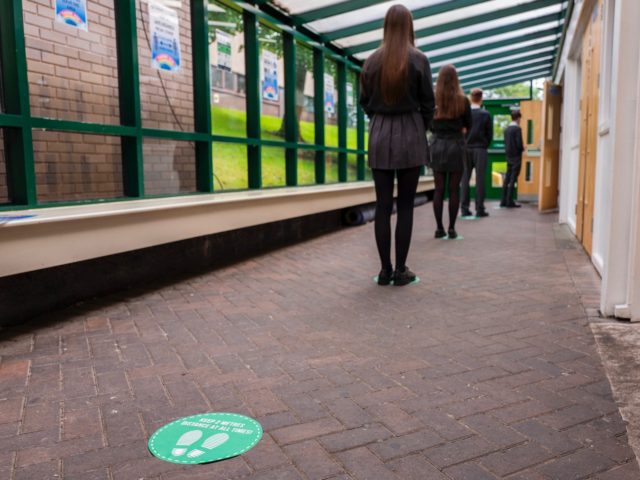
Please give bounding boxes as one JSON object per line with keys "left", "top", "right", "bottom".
{"left": 22, "top": 0, "right": 197, "bottom": 201}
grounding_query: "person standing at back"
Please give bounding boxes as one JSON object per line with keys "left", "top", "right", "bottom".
{"left": 501, "top": 110, "right": 524, "bottom": 208}
{"left": 429, "top": 65, "right": 472, "bottom": 239}
{"left": 461, "top": 88, "right": 492, "bottom": 217}
{"left": 360, "top": 5, "right": 435, "bottom": 286}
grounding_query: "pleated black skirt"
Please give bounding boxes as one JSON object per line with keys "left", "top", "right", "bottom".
{"left": 368, "top": 112, "right": 429, "bottom": 170}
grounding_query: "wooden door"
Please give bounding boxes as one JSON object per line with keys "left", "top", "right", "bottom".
{"left": 519, "top": 100, "right": 542, "bottom": 201}
{"left": 576, "top": 1, "right": 602, "bottom": 253}
{"left": 538, "top": 83, "right": 562, "bottom": 211}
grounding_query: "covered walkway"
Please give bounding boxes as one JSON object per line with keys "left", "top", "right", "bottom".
{"left": 1, "top": 203, "right": 638, "bottom": 479}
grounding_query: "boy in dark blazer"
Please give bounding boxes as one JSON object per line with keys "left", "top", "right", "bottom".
{"left": 501, "top": 110, "right": 524, "bottom": 208}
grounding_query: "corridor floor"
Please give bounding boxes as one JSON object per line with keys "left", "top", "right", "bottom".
{"left": 1, "top": 202, "right": 638, "bottom": 479}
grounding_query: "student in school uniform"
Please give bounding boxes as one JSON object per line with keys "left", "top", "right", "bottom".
{"left": 501, "top": 110, "right": 525, "bottom": 208}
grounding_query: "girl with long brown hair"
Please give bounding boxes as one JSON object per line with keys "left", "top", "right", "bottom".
{"left": 429, "top": 64, "right": 471, "bottom": 239}
{"left": 360, "top": 5, "right": 435, "bottom": 286}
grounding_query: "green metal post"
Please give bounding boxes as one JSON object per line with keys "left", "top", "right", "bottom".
{"left": 313, "top": 49, "right": 325, "bottom": 184}
{"left": 356, "top": 72, "right": 365, "bottom": 180}
{"left": 337, "top": 62, "right": 347, "bottom": 182}
{"left": 283, "top": 32, "right": 297, "bottom": 186}
{"left": 0, "top": 0, "right": 36, "bottom": 205}
{"left": 114, "top": 0, "right": 144, "bottom": 197}
{"left": 191, "top": 0, "right": 214, "bottom": 192}
{"left": 244, "top": 10, "right": 262, "bottom": 189}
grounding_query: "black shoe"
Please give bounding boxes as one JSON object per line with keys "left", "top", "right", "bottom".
{"left": 476, "top": 211, "right": 489, "bottom": 218}
{"left": 461, "top": 208, "right": 473, "bottom": 217}
{"left": 377, "top": 268, "right": 393, "bottom": 286}
{"left": 499, "top": 202, "right": 507, "bottom": 208}
{"left": 447, "top": 228, "right": 458, "bottom": 239}
{"left": 393, "top": 266, "right": 416, "bottom": 286}
{"left": 435, "top": 229, "right": 446, "bottom": 239}
{"left": 506, "top": 203, "right": 522, "bottom": 208}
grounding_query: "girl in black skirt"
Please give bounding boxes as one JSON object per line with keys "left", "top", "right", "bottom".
{"left": 360, "top": 5, "right": 435, "bottom": 286}
{"left": 429, "top": 65, "right": 472, "bottom": 239}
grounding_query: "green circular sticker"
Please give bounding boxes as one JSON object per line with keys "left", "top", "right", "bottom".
{"left": 148, "top": 412, "right": 263, "bottom": 464}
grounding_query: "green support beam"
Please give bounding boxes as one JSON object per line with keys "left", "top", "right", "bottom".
{"left": 313, "top": 49, "right": 326, "bottom": 184}
{"left": 429, "top": 26, "right": 562, "bottom": 64}
{"left": 337, "top": 62, "right": 348, "bottom": 182}
{"left": 244, "top": 10, "right": 262, "bottom": 189}
{"left": 347, "top": 0, "right": 562, "bottom": 55}
{"left": 435, "top": 49, "right": 555, "bottom": 78}
{"left": 0, "top": 0, "right": 36, "bottom": 205}
{"left": 114, "top": 0, "right": 144, "bottom": 198}
{"left": 325, "top": 0, "right": 487, "bottom": 41}
{"left": 191, "top": 0, "right": 214, "bottom": 193}
{"left": 459, "top": 59, "right": 554, "bottom": 83}
{"left": 462, "top": 67, "right": 552, "bottom": 89}
{"left": 283, "top": 32, "right": 297, "bottom": 186}
{"left": 295, "top": 0, "right": 389, "bottom": 25}
{"left": 356, "top": 73, "right": 365, "bottom": 181}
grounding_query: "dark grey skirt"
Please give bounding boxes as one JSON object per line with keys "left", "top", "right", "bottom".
{"left": 368, "top": 112, "right": 429, "bottom": 170}
{"left": 429, "top": 134, "right": 466, "bottom": 173}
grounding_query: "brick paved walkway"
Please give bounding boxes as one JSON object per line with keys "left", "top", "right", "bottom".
{"left": 1, "top": 202, "right": 638, "bottom": 479}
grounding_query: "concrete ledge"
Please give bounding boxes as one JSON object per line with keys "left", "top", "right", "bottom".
{"left": 0, "top": 178, "right": 434, "bottom": 277}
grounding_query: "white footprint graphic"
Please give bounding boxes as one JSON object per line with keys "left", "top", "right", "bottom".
{"left": 186, "top": 433, "right": 230, "bottom": 458}
{"left": 171, "top": 430, "right": 203, "bottom": 457}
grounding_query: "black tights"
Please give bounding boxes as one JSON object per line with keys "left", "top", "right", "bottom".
{"left": 433, "top": 171, "right": 463, "bottom": 231}
{"left": 372, "top": 167, "right": 421, "bottom": 271}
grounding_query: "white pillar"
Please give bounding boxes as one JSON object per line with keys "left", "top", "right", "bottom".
{"left": 628, "top": 46, "right": 640, "bottom": 322}
{"left": 600, "top": 0, "right": 640, "bottom": 317}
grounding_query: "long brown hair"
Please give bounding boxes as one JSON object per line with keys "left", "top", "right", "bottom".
{"left": 379, "top": 5, "right": 415, "bottom": 105}
{"left": 435, "top": 64, "right": 466, "bottom": 119}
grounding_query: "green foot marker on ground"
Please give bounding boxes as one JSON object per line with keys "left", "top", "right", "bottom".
{"left": 373, "top": 276, "right": 421, "bottom": 285}
{"left": 148, "top": 413, "right": 262, "bottom": 465}
{"left": 460, "top": 215, "right": 479, "bottom": 220}
{"left": 441, "top": 235, "right": 464, "bottom": 240}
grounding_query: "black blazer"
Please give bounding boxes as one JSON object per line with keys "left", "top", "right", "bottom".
{"left": 360, "top": 48, "right": 435, "bottom": 130}
{"left": 504, "top": 124, "right": 524, "bottom": 159}
{"left": 466, "top": 108, "right": 493, "bottom": 148}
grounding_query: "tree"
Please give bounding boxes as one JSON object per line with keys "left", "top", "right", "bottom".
{"left": 484, "top": 79, "right": 544, "bottom": 100}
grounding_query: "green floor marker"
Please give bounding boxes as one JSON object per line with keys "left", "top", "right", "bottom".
{"left": 148, "top": 413, "right": 262, "bottom": 465}
{"left": 373, "top": 276, "right": 421, "bottom": 285}
{"left": 441, "top": 235, "right": 464, "bottom": 240}
{"left": 460, "top": 215, "right": 479, "bottom": 220}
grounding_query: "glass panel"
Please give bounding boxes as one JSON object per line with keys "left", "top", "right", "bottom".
{"left": 326, "top": 152, "right": 339, "bottom": 183}
{"left": 297, "top": 43, "right": 315, "bottom": 144}
{"left": 460, "top": 61, "right": 553, "bottom": 85}
{"left": 347, "top": 70, "right": 358, "bottom": 150}
{"left": 297, "top": 149, "right": 316, "bottom": 185}
{"left": 493, "top": 114, "right": 511, "bottom": 140}
{"left": 33, "top": 131, "right": 123, "bottom": 203}
{"left": 275, "top": 0, "right": 346, "bottom": 15}
{"left": 143, "top": 138, "right": 196, "bottom": 195}
{"left": 0, "top": 130, "right": 8, "bottom": 203}
{"left": 214, "top": 142, "right": 247, "bottom": 191}
{"left": 455, "top": 47, "right": 556, "bottom": 74}
{"left": 364, "top": 160, "right": 373, "bottom": 181}
{"left": 209, "top": 1, "right": 247, "bottom": 138}
{"left": 525, "top": 160, "right": 532, "bottom": 182}
{"left": 262, "top": 146, "right": 286, "bottom": 187}
{"left": 527, "top": 119, "right": 534, "bottom": 144}
{"left": 23, "top": 0, "right": 120, "bottom": 124}
{"left": 324, "top": 59, "right": 339, "bottom": 147}
{"left": 259, "top": 24, "right": 284, "bottom": 140}
{"left": 492, "top": 161, "right": 507, "bottom": 188}
{"left": 347, "top": 153, "right": 358, "bottom": 182}
{"left": 137, "top": 0, "right": 194, "bottom": 131}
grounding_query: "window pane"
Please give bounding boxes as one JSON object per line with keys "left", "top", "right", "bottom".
{"left": 143, "top": 138, "right": 196, "bottom": 195}
{"left": 259, "top": 24, "right": 285, "bottom": 140}
{"left": 137, "top": 0, "right": 194, "bottom": 131}
{"left": 347, "top": 69, "right": 358, "bottom": 150}
{"left": 297, "top": 148, "right": 315, "bottom": 185}
{"left": 262, "top": 146, "right": 286, "bottom": 187}
{"left": 297, "top": 43, "right": 315, "bottom": 144}
{"left": 33, "top": 131, "right": 123, "bottom": 203}
{"left": 493, "top": 115, "right": 511, "bottom": 142}
{"left": 0, "top": 130, "right": 8, "bottom": 204}
{"left": 324, "top": 59, "right": 338, "bottom": 147}
{"left": 209, "top": 1, "right": 247, "bottom": 138}
{"left": 347, "top": 153, "right": 358, "bottom": 182}
{"left": 326, "top": 152, "right": 339, "bottom": 183}
{"left": 214, "top": 142, "right": 247, "bottom": 190}
{"left": 23, "top": 0, "right": 120, "bottom": 123}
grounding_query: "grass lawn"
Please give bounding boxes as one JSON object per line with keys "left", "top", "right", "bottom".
{"left": 211, "top": 107, "right": 362, "bottom": 190}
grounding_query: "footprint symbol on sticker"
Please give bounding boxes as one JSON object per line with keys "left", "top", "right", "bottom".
{"left": 171, "top": 430, "right": 203, "bottom": 457}
{"left": 187, "top": 433, "right": 230, "bottom": 458}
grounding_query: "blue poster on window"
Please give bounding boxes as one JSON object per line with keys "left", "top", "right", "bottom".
{"left": 262, "top": 50, "right": 279, "bottom": 101}
{"left": 55, "top": 0, "right": 88, "bottom": 31}
{"left": 149, "top": 0, "right": 182, "bottom": 73}
{"left": 324, "top": 74, "right": 335, "bottom": 114}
